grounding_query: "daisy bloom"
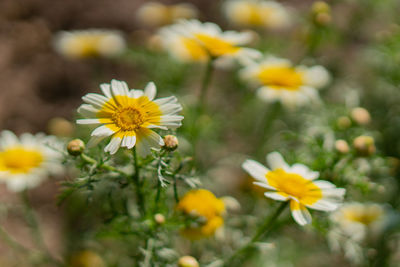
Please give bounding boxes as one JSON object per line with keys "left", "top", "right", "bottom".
{"left": 242, "top": 151, "right": 345, "bottom": 226}
{"left": 77, "top": 79, "right": 183, "bottom": 156}
{"left": 177, "top": 189, "right": 225, "bottom": 239}
{"left": 330, "top": 202, "right": 387, "bottom": 242}
{"left": 241, "top": 56, "right": 330, "bottom": 107}
{"left": 158, "top": 19, "right": 260, "bottom": 63}
{"left": 224, "top": 0, "right": 291, "bottom": 30}
{"left": 136, "top": 2, "right": 198, "bottom": 27}
{"left": 0, "top": 131, "right": 63, "bottom": 192}
{"left": 54, "top": 29, "right": 126, "bottom": 59}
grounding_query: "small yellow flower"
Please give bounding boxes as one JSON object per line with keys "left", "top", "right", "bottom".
{"left": 0, "top": 131, "right": 63, "bottom": 192}
{"left": 159, "top": 19, "right": 260, "bottom": 63}
{"left": 54, "top": 30, "right": 126, "bottom": 59}
{"left": 243, "top": 152, "right": 345, "bottom": 225}
{"left": 177, "top": 189, "right": 225, "bottom": 239}
{"left": 224, "top": 0, "right": 291, "bottom": 30}
{"left": 77, "top": 80, "right": 183, "bottom": 156}
{"left": 241, "top": 56, "right": 330, "bottom": 107}
{"left": 136, "top": 2, "right": 198, "bottom": 27}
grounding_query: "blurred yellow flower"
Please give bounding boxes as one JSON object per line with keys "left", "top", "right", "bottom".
{"left": 70, "top": 250, "right": 105, "bottom": 267}
{"left": 241, "top": 56, "right": 330, "bottom": 108}
{"left": 136, "top": 2, "right": 198, "bottom": 27}
{"left": 77, "top": 80, "right": 183, "bottom": 156}
{"left": 177, "top": 189, "right": 225, "bottom": 239}
{"left": 243, "top": 152, "right": 345, "bottom": 225}
{"left": 224, "top": 0, "right": 291, "bottom": 30}
{"left": 159, "top": 19, "right": 260, "bottom": 63}
{"left": 54, "top": 29, "right": 126, "bottom": 59}
{"left": 0, "top": 131, "right": 63, "bottom": 192}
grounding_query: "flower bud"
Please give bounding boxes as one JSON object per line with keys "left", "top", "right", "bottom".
{"left": 154, "top": 213, "right": 165, "bottom": 225}
{"left": 178, "top": 256, "right": 199, "bottom": 267}
{"left": 351, "top": 107, "right": 371, "bottom": 125}
{"left": 70, "top": 250, "right": 105, "bottom": 267}
{"left": 335, "top": 139, "right": 350, "bottom": 154}
{"left": 163, "top": 135, "right": 179, "bottom": 151}
{"left": 337, "top": 116, "right": 351, "bottom": 130}
{"left": 315, "top": 13, "right": 332, "bottom": 25}
{"left": 47, "top": 117, "right": 74, "bottom": 137}
{"left": 353, "top": 136, "right": 376, "bottom": 156}
{"left": 312, "top": 1, "right": 330, "bottom": 14}
{"left": 67, "top": 139, "right": 85, "bottom": 156}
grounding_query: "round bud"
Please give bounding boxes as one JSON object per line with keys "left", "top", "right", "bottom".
{"left": 351, "top": 107, "right": 371, "bottom": 125}
{"left": 154, "top": 213, "right": 165, "bottom": 225}
{"left": 163, "top": 135, "right": 179, "bottom": 151}
{"left": 178, "top": 256, "right": 199, "bottom": 267}
{"left": 70, "top": 250, "right": 105, "bottom": 267}
{"left": 337, "top": 116, "right": 351, "bottom": 130}
{"left": 312, "top": 1, "right": 331, "bottom": 14}
{"left": 335, "top": 139, "right": 350, "bottom": 154}
{"left": 315, "top": 13, "right": 332, "bottom": 25}
{"left": 353, "top": 136, "right": 376, "bottom": 156}
{"left": 67, "top": 139, "right": 85, "bottom": 156}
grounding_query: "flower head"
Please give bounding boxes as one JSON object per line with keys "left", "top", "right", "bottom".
{"left": 77, "top": 80, "right": 183, "bottom": 156}
{"left": 177, "top": 189, "right": 225, "bottom": 239}
{"left": 224, "top": 0, "right": 291, "bottom": 30}
{"left": 54, "top": 29, "right": 126, "bottom": 59}
{"left": 136, "top": 2, "right": 198, "bottom": 27}
{"left": 241, "top": 56, "right": 330, "bottom": 107}
{"left": 159, "top": 19, "right": 260, "bottom": 63}
{"left": 0, "top": 131, "right": 63, "bottom": 192}
{"left": 242, "top": 152, "right": 345, "bottom": 225}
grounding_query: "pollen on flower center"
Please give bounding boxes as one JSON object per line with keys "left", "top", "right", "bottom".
{"left": 266, "top": 168, "right": 322, "bottom": 205}
{"left": 0, "top": 147, "right": 44, "bottom": 174}
{"left": 195, "top": 33, "right": 240, "bottom": 56}
{"left": 257, "top": 66, "right": 303, "bottom": 90}
{"left": 112, "top": 107, "right": 145, "bottom": 131}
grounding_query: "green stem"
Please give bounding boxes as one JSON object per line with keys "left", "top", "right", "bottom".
{"left": 21, "top": 191, "right": 62, "bottom": 265}
{"left": 200, "top": 58, "right": 215, "bottom": 108}
{"left": 224, "top": 202, "right": 288, "bottom": 266}
{"left": 173, "top": 176, "right": 179, "bottom": 203}
{"left": 132, "top": 148, "right": 145, "bottom": 215}
{"left": 80, "top": 154, "right": 129, "bottom": 176}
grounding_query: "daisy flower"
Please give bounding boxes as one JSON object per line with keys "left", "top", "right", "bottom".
{"left": 177, "top": 189, "right": 225, "bottom": 240}
{"left": 241, "top": 56, "right": 330, "bottom": 107}
{"left": 158, "top": 19, "right": 260, "bottom": 63}
{"left": 77, "top": 79, "right": 183, "bottom": 156}
{"left": 242, "top": 151, "right": 345, "bottom": 226}
{"left": 136, "top": 2, "right": 198, "bottom": 27}
{"left": 0, "top": 131, "right": 63, "bottom": 192}
{"left": 54, "top": 29, "right": 126, "bottom": 59}
{"left": 224, "top": 0, "right": 291, "bottom": 30}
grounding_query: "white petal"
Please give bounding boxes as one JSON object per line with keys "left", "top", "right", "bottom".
{"left": 290, "top": 201, "right": 312, "bottom": 226}
{"left": 78, "top": 104, "right": 100, "bottom": 117}
{"left": 100, "top": 83, "right": 112, "bottom": 98}
{"left": 253, "top": 182, "right": 276, "bottom": 191}
{"left": 87, "top": 135, "right": 107, "bottom": 148}
{"left": 91, "top": 125, "right": 115, "bottom": 137}
{"left": 242, "top": 159, "right": 269, "bottom": 182}
{"left": 111, "top": 79, "right": 129, "bottom": 96}
{"left": 264, "top": 192, "right": 288, "bottom": 201}
{"left": 121, "top": 135, "right": 136, "bottom": 149}
{"left": 144, "top": 82, "right": 157, "bottom": 101}
{"left": 266, "top": 151, "right": 289, "bottom": 170}
{"left": 104, "top": 136, "right": 122, "bottom": 154}
{"left": 289, "top": 163, "right": 319, "bottom": 180}
{"left": 82, "top": 93, "right": 110, "bottom": 109}
{"left": 76, "top": 119, "right": 101, "bottom": 125}
{"left": 0, "top": 130, "right": 19, "bottom": 148}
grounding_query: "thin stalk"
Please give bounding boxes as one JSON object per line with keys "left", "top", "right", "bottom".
{"left": 172, "top": 176, "right": 179, "bottom": 203}
{"left": 80, "top": 153, "right": 129, "bottom": 176}
{"left": 199, "top": 58, "right": 215, "bottom": 108}
{"left": 224, "top": 202, "right": 288, "bottom": 266}
{"left": 132, "top": 148, "right": 145, "bottom": 215}
{"left": 21, "top": 191, "right": 62, "bottom": 265}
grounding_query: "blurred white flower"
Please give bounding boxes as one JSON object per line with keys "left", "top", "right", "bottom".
{"left": 224, "top": 0, "right": 291, "bottom": 30}
{"left": 77, "top": 79, "right": 183, "bottom": 156}
{"left": 242, "top": 152, "right": 345, "bottom": 226}
{"left": 241, "top": 56, "right": 330, "bottom": 108}
{"left": 136, "top": 2, "right": 198, "bottom": 27}
{"left": 0, "top": 131, "right": 63, "bottom": 192}
{"left": 158, "top": 19, "right": 261, "bottom": 64}
{"left": 54, "top": 29, "right": 126, "bottom": 59}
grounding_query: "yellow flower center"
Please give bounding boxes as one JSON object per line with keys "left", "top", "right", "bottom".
{"left": 257, "top": 65, "right": 304, "bottom": 90}
{"left": 112, "top": 107, "right": 145, "bottom": 131}
{"left": 266, "top": 168, "right": 322, "bottom": 205}
{"left": 0, "top": 147, "right": 44, "bottom": 174}
{"left": 181, "top": 37, "right": 209, "bottom": 61}
{"left": 343, "top": 206, "right": 384, "bottom": 226}
{"left": 66, "top": 35, "right": 104, "bottom": 57}
{"left": 98, "top": 95, "right": 162, "bottom": 133}
{"left": 194, "top": 33, "right": 241, "bottom": 57}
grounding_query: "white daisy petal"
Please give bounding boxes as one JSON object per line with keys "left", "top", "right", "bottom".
{"left": 104, "top": 136, "right": 122, "bottom": 155}
{"left": 290, "top": 201, "right": 312, "bottom": 226}
{"left": 264, "top": 192, "right": 288, "bottom": 201}
{"left": 266, "top": 151, "right": 289, "bottom": 170}
{"left": 144, "top": 82, "right": 157, "bottom": 101}
{"left": 91, "top": 125, "right": 116, "bottom": 137}
{"left": 242, "top": 159, "right": 270, "bottom": 182}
